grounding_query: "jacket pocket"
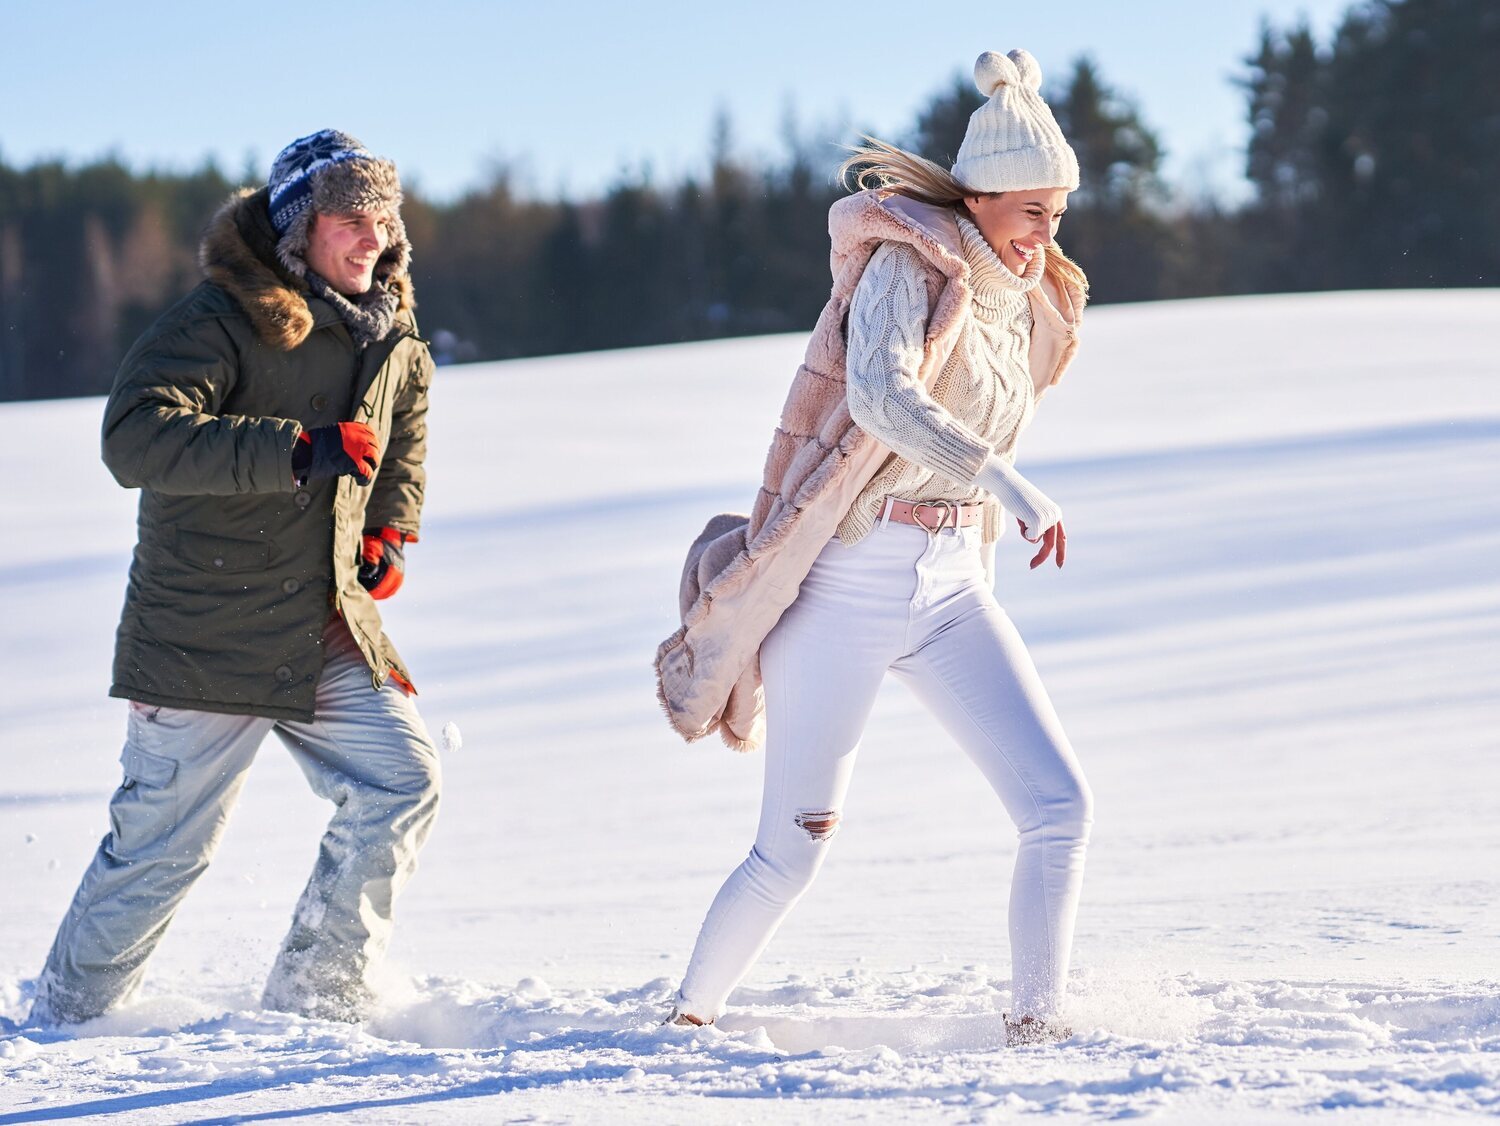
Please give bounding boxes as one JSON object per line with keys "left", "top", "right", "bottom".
{"left": 175, "top": 528, "right": 272, "bottom": 573}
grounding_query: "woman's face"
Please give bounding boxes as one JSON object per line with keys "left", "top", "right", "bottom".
{"left": 964, "top": 189, "right": 1071, "bottom": 276}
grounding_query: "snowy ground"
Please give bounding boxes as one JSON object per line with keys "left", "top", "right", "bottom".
{"left": 2, "top": 290, "right": 1497, "bottom": 1122}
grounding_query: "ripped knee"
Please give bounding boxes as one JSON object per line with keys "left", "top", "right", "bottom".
{"left": 794, "top": 809, "right": 841, "bottom": 842}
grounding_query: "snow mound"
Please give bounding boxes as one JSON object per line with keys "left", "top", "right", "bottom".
{"left": 5, "top": 971, "right": 1498, "bottom": 1120}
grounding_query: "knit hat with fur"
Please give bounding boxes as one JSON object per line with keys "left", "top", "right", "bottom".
{"left": 952, "top": 50, "right": 1080, "bottom": 194}
{"left": 266, "top": 129, "right": 411, "bottom": 282}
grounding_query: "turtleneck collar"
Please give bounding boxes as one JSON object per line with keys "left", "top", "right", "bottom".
{"left": 956, "top": 214, "right": 1044, "bottom": 306}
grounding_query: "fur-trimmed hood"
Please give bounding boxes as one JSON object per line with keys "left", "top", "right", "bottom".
{"left": 198, "top": 186, "right": 415, "bottom": 351}
{"left": 655, "top": 188, "right": 1086, "bottom": 753}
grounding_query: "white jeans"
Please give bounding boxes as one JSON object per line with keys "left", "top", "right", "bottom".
{"left": 677, "top": 519, "right": 1092, "bottom": 1021}
{"left": 32, "top": 618, "right": 441, "bottom": 1025}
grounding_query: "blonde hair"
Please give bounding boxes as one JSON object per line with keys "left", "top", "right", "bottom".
{"left": 838, "top": 136, "right": 1089, "bottom": 301}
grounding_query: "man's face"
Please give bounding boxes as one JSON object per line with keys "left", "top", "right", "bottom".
{"left": 305, "top": 209, "right": 392, "bottom": 296}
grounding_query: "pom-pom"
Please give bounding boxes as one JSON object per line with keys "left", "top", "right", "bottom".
{"left": 974, "top": 51, "right": 1020, "bottom": 97}
{"left": 1007, "top": 48, "right": 1043, "bottom": 90}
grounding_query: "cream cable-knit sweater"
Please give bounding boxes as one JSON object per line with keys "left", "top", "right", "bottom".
{"left": 839, "top": 215, "right": 1054, "bottom": 544}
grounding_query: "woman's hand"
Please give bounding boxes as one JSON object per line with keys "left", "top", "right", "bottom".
{"left": 1019, "top": 518, "right": 1066, "bottom": 569}
{"left": 975, "top": 456, "right": 1063, "bottom": 567}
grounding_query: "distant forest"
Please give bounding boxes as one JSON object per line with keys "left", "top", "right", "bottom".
{"left": 0, "top": 0, "right": 1492, "bottom": 401}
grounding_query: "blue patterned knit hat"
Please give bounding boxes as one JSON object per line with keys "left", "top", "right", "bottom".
{"left": 264, "top": 129, "right": 409, "bottom": 281}
{"left": 267, "top": 130, "right": 375, "bottom": 235}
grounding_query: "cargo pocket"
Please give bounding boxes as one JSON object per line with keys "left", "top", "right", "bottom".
{"left": 108, "top": 745, "right": 179, "bottom": 861}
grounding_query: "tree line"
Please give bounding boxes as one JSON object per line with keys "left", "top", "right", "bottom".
{"left": 0, "top": 0, "right": 1491, "bottom": 402}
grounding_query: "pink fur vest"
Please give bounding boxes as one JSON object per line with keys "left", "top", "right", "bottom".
{"left": 655, "top": 188, "right": 1085, "bottom": 751}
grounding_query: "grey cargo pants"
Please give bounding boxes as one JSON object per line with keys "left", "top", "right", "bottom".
{"left": 31, "top": 618, "right": 441, "bottom": 1025}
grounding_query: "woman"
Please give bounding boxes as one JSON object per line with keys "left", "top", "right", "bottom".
{"left": 655, "top": 48, "right": 1092, "bottom": 1046}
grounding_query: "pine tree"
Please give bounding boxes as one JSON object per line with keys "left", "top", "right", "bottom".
{"left": 1241, "top": 0, "right": 1499, "bottom": 289}
{"left": 1049, "top": 57, "right": 1176, "bottom": 302}
{"left": 1240, "top": 21, "right": 1338, "bottom": 289}
{"left": 1325, "top": 0, "right": 1499, "bottom": 286}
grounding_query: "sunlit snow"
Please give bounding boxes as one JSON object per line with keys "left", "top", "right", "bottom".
{"left": 2, "top": 290, "right": 1497, "bottom": 1122}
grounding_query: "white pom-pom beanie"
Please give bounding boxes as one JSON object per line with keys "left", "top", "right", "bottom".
{"left": 951, "top": 49, "right": 1080, "bottom": 194}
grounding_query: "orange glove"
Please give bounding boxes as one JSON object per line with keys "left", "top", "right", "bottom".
{"left": 294, "top": 422, "right": 381, "bottom": 486}
{"left": 358, "top": 527, "right": 412, "bottom": 599}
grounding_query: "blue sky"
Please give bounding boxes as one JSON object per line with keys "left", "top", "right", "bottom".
{"left": 2, "top": 0, "right": 1351, "bottom": 202}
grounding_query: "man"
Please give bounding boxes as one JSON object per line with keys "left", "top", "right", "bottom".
{"left": 30, "top": 131, "right": 440, "bottom": 1025}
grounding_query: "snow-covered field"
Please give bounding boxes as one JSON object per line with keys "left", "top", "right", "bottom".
{"left": 2, "top": 290, "right": 1497, "bottom": 1123}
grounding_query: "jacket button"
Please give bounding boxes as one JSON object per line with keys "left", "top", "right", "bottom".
{"left": 281, "top": 578, "right": 301, "bottom": 595}
{"left": 310, "top": 393, "right": 330, "bottom": 411}
{"left": 294, "top": 491, "right": 313, "bottom": 509}
{"left": 274, "top": 665, "right": 294, "bottom": 683}
{"left": 212, "top": 556, "right": 225, "bottom": 568}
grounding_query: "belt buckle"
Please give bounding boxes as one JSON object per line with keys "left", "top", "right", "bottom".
{"left": 911, "top": 500, "right": 954, "bottom": 535}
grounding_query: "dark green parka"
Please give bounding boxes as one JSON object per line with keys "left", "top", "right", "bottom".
{"left": 101, "top": 187, "right": 433, "bottom": 721}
